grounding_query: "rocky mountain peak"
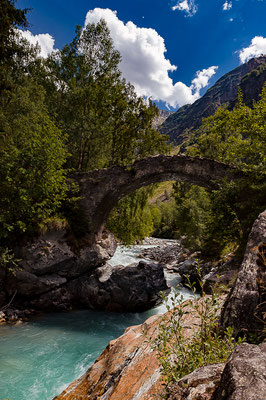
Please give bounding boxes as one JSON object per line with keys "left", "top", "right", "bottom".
{"left": 160, "top": 56, "right": 266, "bottom": 144}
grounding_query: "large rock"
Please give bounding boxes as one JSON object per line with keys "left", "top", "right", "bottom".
{"left": 220, "top": 210, "right": 266, "bottom": 337}
{"left": 68, "top": 261, "right": 170, "bottom": 312}
{"left": 17, "top": 260, "right": 169, "bottom": 313}
{"left": 3, "top": 230, "right": 117, "bottom": 310}
{"left": 212, "top": 342, "right": 266, "bottom": 400}
{"left": 168, "top": 363, "right": 225, "bottom": 400}
{"left": 203, "top": 269, "right": 237, "bottom": 295}
{"left": 53, "top": 301, "right": 205, "bottom": 400}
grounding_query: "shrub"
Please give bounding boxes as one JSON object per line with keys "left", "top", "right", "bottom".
{"left": 150, "top": 275, "right": 242, "bottom": 397}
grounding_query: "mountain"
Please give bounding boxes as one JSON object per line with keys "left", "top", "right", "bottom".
{"left": 160, "top": 56, "right": 266, "bottom": 144}
{"left": 153, "top": 109, "right": 174, "bottom": 129}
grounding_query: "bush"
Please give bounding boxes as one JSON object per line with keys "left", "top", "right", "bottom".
{"left": 150, "top": 275, "right": 242, "bottom": 397}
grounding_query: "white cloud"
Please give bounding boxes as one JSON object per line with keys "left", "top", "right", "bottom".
{"left": 172, "top": 0, "right": 198, "bottom": 17}
{"left": 84, "top": 8, "right": 216, "bottom": 108}
{"left": 191, "top": 66, "right": 218, "bottom": 92}
{"left": 239, "top": 36, "right": 266, "bottom": 63}
{"left": 223, "top": 1, "right": 232, "bottom": 11}
{"left": 18, "top": 30, "right": 56, "bottom": 58}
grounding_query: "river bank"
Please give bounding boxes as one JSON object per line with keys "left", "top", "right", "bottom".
{"left": 0, "top": 238, "right": 193, "bottom": 400}
{"left": 53, "top": 210, "right": 266, "bottom": 400}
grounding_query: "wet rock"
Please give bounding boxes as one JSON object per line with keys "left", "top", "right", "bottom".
{"left": 212, "top": 342, "right": 266, "bottom": 400}
{"left": 220, "top": 210, "right": 266, "bottom": 337}
{"left": 140, "top": 241, "right": 183, "bottom": 265}
{"left": 178, "top": 259, "right": 197, "bottom": 276}
{"left": 168, "top": 363, "right": 225, "bottom": 400}
{"left": 71, "top": 261, "right": 170, "bottom": 312}
{"left": 29, "top": 261, "right": 170, "bottom": 313}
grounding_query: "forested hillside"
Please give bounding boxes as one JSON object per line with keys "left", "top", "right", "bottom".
{"left": 160, "top": 56, "right": 266, "bottom": 144}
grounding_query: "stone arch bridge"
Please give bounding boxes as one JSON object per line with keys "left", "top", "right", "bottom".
{"left": 73, "top": 155, "right": 244, "bottom": 242}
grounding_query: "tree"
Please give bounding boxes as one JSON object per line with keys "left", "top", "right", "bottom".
{"left": 0, "top": 79, "right": 68, "bottom": 244}
{"left": 184, "top": 87, "right": 266, "bottom": 254}
{"left": 40, "top": 20, "right": 167, "bottom": 171}
{"left": 107, "top": 187, "right": 156, "bottom": 244}
{"left": 188, "top": 88, "right": 266, "bottom": 176}
{"left": 0, "top": 0, "right": 30, "bottom": 91}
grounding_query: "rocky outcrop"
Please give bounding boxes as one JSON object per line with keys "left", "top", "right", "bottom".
{"left": 66, "top": 261, "right": 170, "bottom": 312}
{"left": 53, "top": 318, "right": 266, "bottom": 400}
{"left": 168, "top": 363, "right": 225, "bottom": 400}
{"left": 2, "top": 230, "right": 117, "bottom": 311}
{"left": 160, "top": 56, "right": 266, "bottom": 144}
{"left": 220, "top": 210, "right": 266, "bottom": 337}
{"left": 53, "top": 302, "right": 204, "bottom": 400}
{"left": 2, "top": 232, "right": 169, "bottom": 313}
{"left": 212, "top": 342, "right": 266, "bottom": 400}
{"left": 153, "top": 109, "right": 174, "bottom": 129}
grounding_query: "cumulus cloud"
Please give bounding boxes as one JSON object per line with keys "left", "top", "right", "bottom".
{"left": 172, "top": 0, "right": 198, "bottom": 17}
{"left": 191, "top": 66, "right": 218, "bottom": 91}
{"left": 18, "top": 29, "right": 56, "bottom": 57}
{"left": 223, "top": 1, "right": 232, "bottom": 11}
{"left": 239, "top": 36, "right": 266, "bottom": 63}
{"left": 84, "top": 8, "right": 216, "bottom": 108}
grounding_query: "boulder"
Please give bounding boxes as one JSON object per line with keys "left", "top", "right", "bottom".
{"left": 178, "top": 260, "right": 214, "bottom": 291}
{"left": 4, "top": 230, "right": 117, "bottom": 311}
{"left": 168, "top": 363, "right": 225, "bottom": 400}
{"left": 140, "top": 242, "right": 183, "bottom": 265}
{"left": 220, "top": 210, "right": 266, "bottom": 337}
{"left": 203, "top": 270, "right": 237, "bottom": 294}
{"left": 212, "top": 342, "right": 266, "bottom": 400}
{"left": 178, "top": 259, "right": 197, "bottom": 276}
{"left": 27, "top": 261, "right": 170, "bottom": 312}
{"left": 70, "top": 261, "right": 170, "bottom": 312}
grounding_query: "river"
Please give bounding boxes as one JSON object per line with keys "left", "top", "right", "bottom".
{"left": 0, "top": 240, "right": 193, "bottom": 400}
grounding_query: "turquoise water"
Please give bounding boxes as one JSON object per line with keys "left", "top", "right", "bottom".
{"left": 0, "top": 241, "right": 193, "bottom": 400}
{"left": 0, "top": 308, "right": 162, "bottom": 400}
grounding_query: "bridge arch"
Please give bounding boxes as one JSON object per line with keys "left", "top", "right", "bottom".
{"left": 73, "top": 155, "right": 244, "bottom": 242}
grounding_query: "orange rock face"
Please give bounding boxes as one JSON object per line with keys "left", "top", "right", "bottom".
{"left": 53, "top": 314, "right": 163, "bottom": 400}
{"left": 53, "top": 302, "right": 205, "bottom": 400}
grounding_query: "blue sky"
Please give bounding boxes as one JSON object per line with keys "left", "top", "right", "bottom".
{"left": 17, "top": 0, "right": 266, "bottom": 110}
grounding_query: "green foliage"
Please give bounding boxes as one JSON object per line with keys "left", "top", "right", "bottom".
{"left": 0, "top": 0, "right": 29, "bottom": 90}
{"left": 151, "top": 276, "right": 242, "bottom": 395}
{"left": 188, "top": 87, "right": 266, "bottom": 176}
{"left": 0, "top": 10, "right": 168, "bottom": 244}
{"left": 150, "top": 200, "right": 179, "bottom": 239}
{"left": 0, "top": 248, "right": 20, "bottom": 275}
{"left": 172, "top": 183, "right": 212, "bottom": 250}
{"left": 183, "top": 87, "right": 266, "bottom": 252}
{"left": 0, "top": 79, "right": 68, "bottom": 243}
{"left": 40, "top": 20, "right": 167, "bottom": 172}
{"left": 107, "top": 187, "right": 155, "bottom": 244}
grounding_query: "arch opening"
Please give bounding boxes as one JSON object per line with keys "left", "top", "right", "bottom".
{"left": 73, "top": 155, "right": 244, "bottom": 242}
